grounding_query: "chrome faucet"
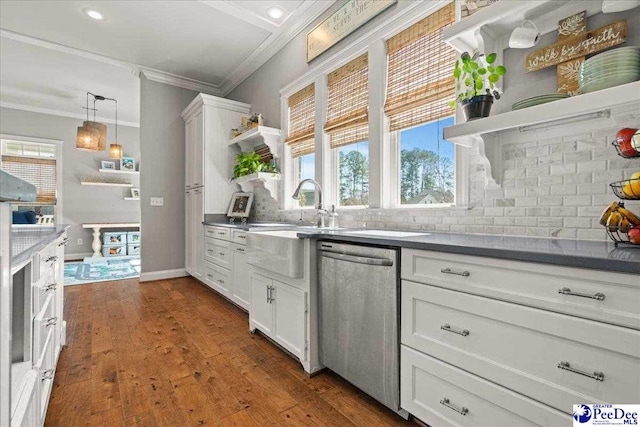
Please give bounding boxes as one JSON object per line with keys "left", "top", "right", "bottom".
{"left": 292, "top": 179, "right": 327, "bottom": 227}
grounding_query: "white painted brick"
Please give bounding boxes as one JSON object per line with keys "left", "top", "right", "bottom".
{"left": 515, "top": 197, "right": 538, "bottom": 207}
{"left": 592, "top": 194, "right": 616, "bottom": 205}
{"left": 434, "top": 224, "right": 450, "bottom": 232}
{"left": 526, "top": 145, "right": 549, "bottom": 157}
{"left": 577, "top": 229, "right": 607, "bottom": 240}
{"left": 578, "top": 206, "right": 606, "bottom": 217}
{"left": 504, "top": 168, "right": 526, "bottom": 179}
{"left": 504, "top": 207, "right": 526, "bottom": 216}
{"left": 526, "top": 207, "right": 550, "bottom": 216}
{"left": 551, "top": 228, "right": 577, "bottom": 239}
{"left": 466, "top": 225, "right": 485, "bottom": 234}
{"left": 550, "top": 163, "right": 577, "bottom": 175}
{"left": 592, "top": 170, "right": 623, "bottom": 183}
{"left": 515, "top": 177, "right": 538, "bottom": 187}
{"left": 577, "top": 183, "right": 608, "bottom": 197}
{"left": 484, "top": 226, "right": 505, "bottom": 234}
{"left": 515, "top": 217, "right": 537, "bottom": 226}
{"left": 475, "top": 216, "right": 494, "bottom": 225}
{"left": 449, "top": 225, "right": 466, "bottom": 233}
{"left": 538, "top": 218, "right": 563, "bottom": 227}
{"left": 526, "top": 165, "right": 550, "bottom": 177}
{"left": 539, "top": 175, "right": 563, "bottom": 186}
{"left": 458, "top": 216, "right": 476, "bottom": 225}
{"left": 537, "top": 196, "right": 564, "bottom": 206}
{"left": 551, "top": 207, "right": 576, "bottom": 217}
{"left": 484, "top": 207, "right": 504, "bottom": 216}
{"left": 514, "top": 157, "right": 539, "bottom": 167}
{"left": 442, "top": 216, "right": 458, "bottom": 224}
{"left": 505, "top": 188, "right": 526, "bottom": 198}
{"left": 526, "top": 187, "right": 550, "bottom": 196}
{"left": 563, "top": 173, "right": 592, "bottom": 184}
{"left": 550, "top": 185, "right": 577, "bottom": 195}
{"left": 577, "top": 160, "right": 607, "bottom": 173}
{"left": 563, "top": 195, "right": 592, "bottom": 206}
{"left": 608, "top": 158, "right": 638, "bottom": 170}
{"left": 538, "top": 153, "right": 564, "bottom": 165}
{"left": 563, "top": 151, "right": 591, "bottom": 163}
{"left": 568, "top": 217, "right": 592, "bottom": 228}
{"left": 550, "top": 141, "right": 577, "bottom": 153}
{"left": 527, "top": 227, "right": 550, "bottom": 237}
{"left": 503, "top": 226, "right": 527, "bottom": 235}
{"left": 494, "top": 217, "right": 515, "bottom": 226}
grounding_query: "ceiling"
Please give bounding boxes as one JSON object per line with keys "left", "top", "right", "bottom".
{"left": 0, "top": 0, "right": 335, "bottom": 125}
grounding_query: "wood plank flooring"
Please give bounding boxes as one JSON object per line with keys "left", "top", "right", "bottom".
{"left": 46, "top": 277, "right": 413, "bottom": 426}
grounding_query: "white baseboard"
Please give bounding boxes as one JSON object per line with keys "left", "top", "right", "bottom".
{"left": 139, "top": 268, "right": 189, "bottom": 282}
{"left": 65, "top": 252, "right": 93, "bottom": 261}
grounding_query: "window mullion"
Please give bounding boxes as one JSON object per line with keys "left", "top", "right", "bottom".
{"left": 368, "top": 39, "right": 387, "bottom": 209}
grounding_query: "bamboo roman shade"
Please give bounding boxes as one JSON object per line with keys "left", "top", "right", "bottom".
{"left": 325, "top": 53, "right": 369, "bottom": 149}
{"left": 385, "top": 3, "right": 456, "bottom": 132}
{"left": 285, "top": 83, "right": 316, "bottom": 158}
{"left": 1, "top": 156, "right": 57, "bottom": 204}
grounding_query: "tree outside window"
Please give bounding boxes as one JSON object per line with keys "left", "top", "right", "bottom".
{"left": 399, "top": 117, "right": 455, "bottom": 205}
{"left": 338, "top": 141, "right": 369, "bottom": 206}
{"left": 296, "top": 153, "right": 315, "bottom": 207}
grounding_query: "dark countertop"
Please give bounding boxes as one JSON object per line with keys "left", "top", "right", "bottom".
{"left": 295, "top": 229, "right": 640, "bottom": 275}
{"left": 201, "top": 221, "right": 640, "bottom": 274}
{"left": 12, "top": 225, "right": 69, "bottom": 268}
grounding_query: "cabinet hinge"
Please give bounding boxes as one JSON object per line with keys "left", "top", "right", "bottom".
{"left": 304, "top": 301, "right": 308, "bottom": 314}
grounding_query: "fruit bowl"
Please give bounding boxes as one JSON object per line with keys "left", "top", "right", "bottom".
{"left": 610, "top": 178, "right": 640, "bottom": 200}
{"left": 612, "top": 128, "right": 640, "bottom": 158}
{"left": 607, "top": 225, "right": 640, "bottom": 246}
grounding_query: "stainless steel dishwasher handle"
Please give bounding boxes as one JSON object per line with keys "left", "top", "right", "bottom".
{"left": 320, "top": 251, "right": 393, "bottom": 266}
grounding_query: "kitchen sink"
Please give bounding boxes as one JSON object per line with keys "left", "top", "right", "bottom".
{"left": 343, "top": 229, "right": 431, "bottom": 238}
{"left": 246, "top": 230, "right": 304, "bottom": 278}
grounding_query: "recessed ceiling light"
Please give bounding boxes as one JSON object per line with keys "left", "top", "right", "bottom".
{"left": 83, "top": 8, "right": 104, "bottom": 20}
{"left": 267, "top": 7, "right": 284, "bottom": 19}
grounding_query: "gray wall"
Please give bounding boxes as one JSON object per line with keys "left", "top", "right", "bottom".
{"left": 139, "top": 75, "right": 198, "bottom": 274}
{"left": 0, "top": 107, "right": 140, "bottom": 256}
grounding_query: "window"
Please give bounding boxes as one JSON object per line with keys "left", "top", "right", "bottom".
{"left": 325, "top": 54, "right": 369, "bottom": 207}
{"left": 385, "top": 3, "right": 456, "bottom": 206}
{"left": 1, "top": 139, "right": 59, "bottom": 222}
{"left": 285, "top": 83, "right": 316, "bottom": 207}
{"left": 399, "top": 117, "right": 454, "bottom": 205}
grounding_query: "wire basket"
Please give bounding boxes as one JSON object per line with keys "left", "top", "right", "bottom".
{"left": 606, "top": 226, "right": 635, "bottom": 246}
{"left": 612, "top": 140, "right": 640, "bottom": 158}
{"left": 610, "top": 178, "right": 640, "bottom": 200}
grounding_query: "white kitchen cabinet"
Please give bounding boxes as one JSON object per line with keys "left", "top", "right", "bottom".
{"left": 249, "top": 273, "right": 307, "bottom": 360}
{"left": 399, "top": 248, "right": 640, "bottom": 425}
{"left": 181, "top": 94, "right": 250, "bottom": 280}
{"left": 231, "top": 243, "right": 250, "bottom": 310}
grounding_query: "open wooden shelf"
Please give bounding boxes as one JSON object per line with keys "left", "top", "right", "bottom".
{"left": 229, "top": 126, "right": 282, "bottom": 156}
{"left": 80, "top": 181, "right": 133, "bottom": 187}
{"left": 232, "top": 172, "right": 280, "bottom": 199}
{"left": 124, "top": 197, "right": 140, "bottom": 201}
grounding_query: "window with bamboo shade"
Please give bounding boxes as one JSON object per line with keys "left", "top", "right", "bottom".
{"left": 384, "top": 3, "right": 456, "bottom": 132}
{"left": 1, "top": 155, "right": 57, "bottom": 204}
{"left": 285, "top": 83, "right": 316, "bottom": 158}
{"left": 324, "top": 53, "right": 369, "bottom": 149}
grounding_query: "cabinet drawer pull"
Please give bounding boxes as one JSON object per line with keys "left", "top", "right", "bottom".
{"left": 58, "top": 238, "right": 69, "bottom": 246}
{"left": 206, "top": 273, "right": 213, "bottom": 279}
{"left": 45, "top": 283, "right": 57, "bottom": 292}
{"left": 439, "top": 398, "right": 468, "bottom": 416}
{"left": 267, "top": 285, "right": 274, "bottom": 303}
{"left": 236, "top": 248, "right": 245, "bottom": 253}
{"left": 440, "top": 268, "right": 470, "bottom": 277}
{"left": 207, "top": 230, "right": 214, "bottom": 235}
{"left": 219, "top": 279, "right": 225, "bottom": 284}
{"left": 557, "top": 287, "right": 605, "bottom": 301}
{"left": 45, "top": 316, "right": 58, "bottom": 327}
{"left": 217, "top": 232, "right": 226, "bottom": 236}
{"left": 45, "top": 256, "right": 58, "bottom": 263}
{"left": 237, "top": 235, "right": 246, "bottom": 239}
{"left": 441, "top": 324, "right": 469, "bottom": 337}
{"left": 557, "top": 361, "right": 604, "bottom": 381}
{"left": 42, "top": 369, "right": 54, "bottom": 381}
{"left": 207, "top": 249, "right": 214, "bottom": 253}
{"left": 218, "top": 252, "right": 226, "bottom": 256}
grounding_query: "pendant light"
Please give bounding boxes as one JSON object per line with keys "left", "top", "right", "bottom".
{"left": 76, "top": 92, "right": 100, "bottom": 151}
{"left": 85, "top": 95, "right": 107, "bottom": 150}
{"left": 109, "top": 98, "right": 123, "bottom": 159}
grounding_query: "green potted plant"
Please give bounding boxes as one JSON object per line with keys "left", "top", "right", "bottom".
{"left": 453, "top": 52, "right": 506, "bottom": 121}
{"left": 232, "top": 152, "right": 278, "bottom": 178}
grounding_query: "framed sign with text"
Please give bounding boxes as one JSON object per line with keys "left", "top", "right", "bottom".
{"left": 306, "top": 0, "right": 396, "bottom": 62}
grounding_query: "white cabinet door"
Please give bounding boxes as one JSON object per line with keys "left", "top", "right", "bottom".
{"left": 231, "top": 245, "right": 250, "bottom": 310}
{"left": 185, "top": 111, "right": 203, "bottom": 189}
{"left": 250, "top": 274, "right": 273, "bottom": 335}
{"left": 273, "top": 281, "right": 306, "bottom": 359}
{"left": 192, "top": 187, "right": 204, "bottom": 280}
{"left": 185, "top": 191, "right": 193, "bottom": 275}
{"left": 10, "top": 370, "right": 39, "bottom": 427}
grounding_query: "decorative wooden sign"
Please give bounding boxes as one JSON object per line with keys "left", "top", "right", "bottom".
{"left": 557, "top": 12, "right": 586, "bottom": 95}
{"left": 306, "top": 0, "right": 396, "bottom": 62}
{"left": 526, "top": 19, "right": 627, "bottom": 72}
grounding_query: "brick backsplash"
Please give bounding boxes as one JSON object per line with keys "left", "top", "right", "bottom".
{"left": 251, "top": 123, "right": 640, "bottom": 241}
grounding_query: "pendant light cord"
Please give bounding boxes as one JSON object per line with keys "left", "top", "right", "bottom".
{"left": 86, "top": 91, "right": 118, "bottom": 144}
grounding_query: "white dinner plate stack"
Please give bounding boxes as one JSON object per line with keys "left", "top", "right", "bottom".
{"left": 579, "top": 46, "right": 640, "bottom": 94}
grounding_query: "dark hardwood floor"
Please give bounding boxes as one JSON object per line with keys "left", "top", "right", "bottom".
{"left": 45, "top": 276, "right": 412, "bottom": 426}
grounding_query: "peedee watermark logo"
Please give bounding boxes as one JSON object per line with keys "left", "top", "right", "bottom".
{"left": 573, "top": 404, "right": 640, "bottom": 426}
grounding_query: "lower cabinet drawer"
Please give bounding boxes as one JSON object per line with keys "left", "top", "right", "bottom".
{"left": 402, "top": 280, "right": 640, "bottom": 414}
{"left": 34, "top": 276, "right": 58, "bottom": 314}
{"left": 203, "top": 260, "right": 231, "bottom": 296}
{"left": 401, "top": 346, "right": 569, "bottom": 427}
{"left": 33, "top": 293, "right": 56, "bottom": 362}
{"left": 35, "top": 328, "right": 56, "bottom": 422}
{"left": 204, "top": 238, "right": 231, "bottom": 268}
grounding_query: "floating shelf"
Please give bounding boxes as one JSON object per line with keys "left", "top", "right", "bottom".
{"left": 124, "top": 197, "right": 140, "bottom": 201}
{"left": 444, "top": 81, "right": 640, "bottom": 185}
{"left": 443, "top": 0, "right": 603, "bottom": 53}
{"left": 232, "top": 172, "right": 281, "bottom": 199}
{"left": 229, "top": 126, "right": 282, "bottom": 156}
{"left": 99, "top": 168, "right": 139, "bottom": 175}
{"left": 80, "top": 181, "right": 133, "bottom": 187}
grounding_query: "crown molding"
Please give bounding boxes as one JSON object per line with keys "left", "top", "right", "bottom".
{"left": 0, "top": 28, "right": 222, "bottom": 96}
{"left": 139, "top": 70, "right": 222, "bottom": 96}
{"left": 219, "top": 0, "right": 336, "bottom": 96}
{"left": 0, "top": 101, "right": 141, "bottom": 128}
{"left": 181, "top": 93, "right": 251, "bottom": 120}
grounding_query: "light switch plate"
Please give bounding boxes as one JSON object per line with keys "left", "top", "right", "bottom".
{"left": 77, "top": 238, "right": 83, "bottom": 246}
{"left": 150, "top": 197, "right": 164, "bottom": 206}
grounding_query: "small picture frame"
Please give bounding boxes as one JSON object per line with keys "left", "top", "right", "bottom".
{"left": 227, "top": 192, "right": 254, "bottom": 218}
{"left": 101, "top": 160, "right": 116, "bottom": 170}
{"left": 130, "top": 188, "right": 140, "bottom": 198}
{"left": 120, "top": 157, "right": 135, "bottom": 171}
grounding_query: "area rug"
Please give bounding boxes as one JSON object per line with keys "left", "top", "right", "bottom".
{"left": 64, "top": 256, "right": 141, "bottom": 285}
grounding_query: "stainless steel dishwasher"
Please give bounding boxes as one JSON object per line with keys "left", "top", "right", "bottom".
{"left": 318, "top": 242, "right": 407, "bottom": 418}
